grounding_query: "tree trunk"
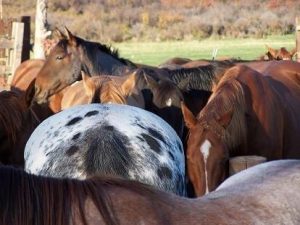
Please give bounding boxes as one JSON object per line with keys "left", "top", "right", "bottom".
{"left": 33, "top": 0, "right": 49, "bottom": 59}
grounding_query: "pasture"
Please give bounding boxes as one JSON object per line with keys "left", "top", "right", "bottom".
{"left": 115, "top": 34, "right": 295, "bottom": 65}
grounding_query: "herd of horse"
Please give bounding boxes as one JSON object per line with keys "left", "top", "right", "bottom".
{"left": 1, "top": 27, "right": 300, "bottom": 224}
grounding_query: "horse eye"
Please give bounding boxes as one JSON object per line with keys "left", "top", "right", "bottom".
{"left": 56, "top": 55, "right": 64, "bottom": 60}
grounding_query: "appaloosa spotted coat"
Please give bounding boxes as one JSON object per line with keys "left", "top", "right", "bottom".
{"left": 25, "top": 104, "right": 186, "bottom": 196}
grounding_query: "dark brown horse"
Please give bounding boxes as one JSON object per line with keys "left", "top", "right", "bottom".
{"left": 32, "top": 28, "right": 230, "bottom": 109}
{"left": 33, "top": 27, "right": 136, "bottom": 104}
{"left": 182, "top": 62, "right": 300, "bottom": 196}
{"left": 2, "top": 160, "right": 300, "bottom": 224}
{"left": 0, "top": 89, "right": 53, "bottom": 167}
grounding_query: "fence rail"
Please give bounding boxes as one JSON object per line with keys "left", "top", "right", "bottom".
{"left": 0, "top": 18, "right": 30, "bottom": 88}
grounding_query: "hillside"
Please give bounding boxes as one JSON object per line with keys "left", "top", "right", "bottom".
{"left": 3, "top": 0, "right": 299, "bottom": 42}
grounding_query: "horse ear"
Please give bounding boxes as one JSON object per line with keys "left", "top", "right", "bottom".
{"left": 181, "top": 102, "right": 197, "bottom": 129}
{"left": 25, "top": 79, "right": 36, "bottom": 107}
{"left": 143, "top": 74, "right": 159, "bottom": 90}
{"left": 121, "top": 72, "right": 137, "bottom": 96}
{"left": 64, "top": 27, "right": 77, "bottom": 47}
{"left": 265, "top": 45, "right": 277, "bottom": 59}
{"left": 217, "top": 110, "right": 233, "bottom": 128}
{"left": 53, "top": 27, "right": 66, "bottom": 41}
{"left": 82, "top": 71, "right": 95, "bottom": 97}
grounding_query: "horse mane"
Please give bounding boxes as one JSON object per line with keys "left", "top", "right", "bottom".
{"left": 0, "top": 166, "right": 169, "bottom": 225}
{"left": 170, "top": 60, "right": 234, "bottom": 91}
{"left": 199, "top": 70, "right": 247, "bottom": 152}
{"left": 92, "top": 79, "right": 127, "bottom": 104}
{"left": 75, "top": 36, "right": 136, "bottom": 68}
{"left": 0, "top": 91, "right": 26, "bottom": 144}
{"left": 94, "top": 42, "right": 135, "bottom": 67}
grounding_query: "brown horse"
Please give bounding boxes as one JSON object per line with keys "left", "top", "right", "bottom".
{"left": 10, "top": 59, "right": 45, "bottom": 92}
{"left": 182, "top": 62, "right": 300, "bottom": 196}
{"left": 33, "top": 27, "right": 136, "bottom": 104}
{"left": 10, "top": 59, "right": 64, "bottom": 113}
{"left": 61, "top": 71, "right": 145, "bottom": 109}
{"left": 2, "top": 160, "right": 300, "bottom": 224}
{"left": 61, "top": 70, "right": 185, "bottom": 139}
{"left": 158, "top": 57, "right": 192, "bottom": 69}
{"left": 31, "top": 27, "right": 228, "bottom": 108}
{"left": 261, "top": 45, "right": 297, "bottom": 60}
{"left": 0, "top": 89, "right": 53, "bottom": 167}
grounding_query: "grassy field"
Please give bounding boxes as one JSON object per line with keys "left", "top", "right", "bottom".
{"left": 114, "top": 35, "right": 295, "bottom": 66}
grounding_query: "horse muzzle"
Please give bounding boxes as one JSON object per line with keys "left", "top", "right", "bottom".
{"left": 34, "top": 88, "right": 50, "bottom": 104}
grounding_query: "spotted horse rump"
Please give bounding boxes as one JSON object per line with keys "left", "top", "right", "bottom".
{"left": 25, "top": 104, "right": 186, "bottom": 196}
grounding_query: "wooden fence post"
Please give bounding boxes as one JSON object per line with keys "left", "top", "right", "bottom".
{"left": 7, "top": 22, "right": 24, "bottom": 85}
{"left": 296, "top": 17, "right": 300, "bottom": 62}
{"left": 0, "top": 18, "right": 30, "bottom": 89}
{"left": 21, "top": 16, "right": 30, "bottom": 62}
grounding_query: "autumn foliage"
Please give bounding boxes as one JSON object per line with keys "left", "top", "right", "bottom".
{"left": 3, "top": 0, "right": 299, "bottom": 42}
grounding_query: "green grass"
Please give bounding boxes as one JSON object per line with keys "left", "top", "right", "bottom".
{"left": 114, "top": 34, "right": 295, "bottom": 66}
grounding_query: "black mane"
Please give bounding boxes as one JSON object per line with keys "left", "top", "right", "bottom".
{"left": 169, "top": 60, "right": 234, "bottom": 91}
{"left": 76, "top": 36, "right": 136, "bottom": 68}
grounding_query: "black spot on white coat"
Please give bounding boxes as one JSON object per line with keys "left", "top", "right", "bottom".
{"left": 66, "top": 117, "right": 83, "bottom": 126}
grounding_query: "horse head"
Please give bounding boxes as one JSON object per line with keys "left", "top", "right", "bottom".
{"left": 142, "top": 73, "right": 185, "bottom": 138}
{"left": 181, "top": 102, "right": 232, "bottom": 196}
{"left": 81, "top": 71, "right": 145, "bottom": 107}
{"left": 181, "top": 68, "right": 247, "bottom": 196}
{"left": 265, "top": 45, "right": 296, "bottom": 60}
{"left": 33, "top": 27, "right": 135, "bottom": 104}
{"left": 34, "top": 27, "right": 82, "bottom": 104}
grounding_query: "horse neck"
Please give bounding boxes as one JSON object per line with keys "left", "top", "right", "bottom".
{"left": 207, "top": 81, "right": 247, "bottom": 153}
{"left": 81, "top": 46, "right": 131, "bottom": 76}
{"left": 99, "top": 82, "right": 126, "bottom": 104}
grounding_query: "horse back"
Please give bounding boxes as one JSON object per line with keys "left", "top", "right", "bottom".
{"left": 11, "top": 59, "right": 45, "bottom": 92}
{"left": 235, "top": 64, "right": 300, "bottom": 158}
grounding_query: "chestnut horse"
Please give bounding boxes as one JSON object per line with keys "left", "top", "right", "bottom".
{"left": 182, "top": 62, "right": 300, "bottom": 196}
{"left": 158, "top": 57, "right": 192, "bottom": 69}
{"left": 261, "top": 45, "right": 296, "bottom": 60}
{"left": 3, "top": 160, "right": 300, "bottom": 224}
{"left": 0, "top": 90, "right": 53, "bottom": 167}
{"left": 10, "top": 59, "right": 64, "bottom": 113}
{"left": 61, "top": 72, "right": 146, "bottom": 109}
{"left": 11, "top": 59, "right": 45, "bottom": 92}
{"left": 61, "top": 71, "right": 185, "bottom": 138}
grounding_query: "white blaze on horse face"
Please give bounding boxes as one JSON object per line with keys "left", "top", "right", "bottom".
{"left": 200, "top": 139, "right": 211, "bottom": 194}
{"left": 166, "top": 98, "right": 172, "bottom": 107}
